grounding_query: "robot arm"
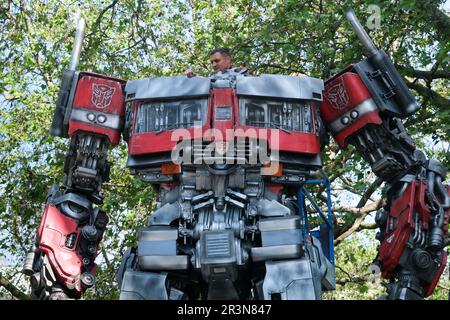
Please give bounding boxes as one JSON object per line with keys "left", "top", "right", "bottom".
{"left": 320, "top": 9, "right": 449, "bottom": 299}
{"left": 22, "top": 19, "right": 126, "bottom": 299}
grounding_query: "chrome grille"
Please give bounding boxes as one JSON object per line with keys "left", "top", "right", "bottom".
{"left": 205, "top": 232, "right": 231, "bottom": 258}
{"left": 189, "top": 138, "right": 266, "bottom": 165}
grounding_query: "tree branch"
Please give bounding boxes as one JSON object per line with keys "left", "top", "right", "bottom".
{"left": 334, "top": 198, "right": 384, "bottom": 246}
{"left": 323, "top": 149, "right": 352, "bottom": 185}
{"left": 335, "top": 278, "right": 367, "bottom": 286}
{"left": 356, "top": 177, "right": 383, "bottom": 208}
{"left": 405, "top": 79, "right": 450, "bottom": 110}
{"left": 332, "top": 198, "right": 382, "bottom": 216}
{"left": 101, "top": 246, "right": 112, "bottom": 271}
{"left": 249, "top": 63, "right": 307, "bottom": 75}
{"left": 332, "top": 176, "right": 383, "bottom": 243}
{"left": 397, "top": 64, "right": 450, "bottom": 80}
{"left": 358, "top": 222, "right": 378, "bottom": 231}
{"left": 85, "top": 0, "right": 120, "bottom": 52}
{"left": 19, "top": 2, "right": 50, "bottom": 86}
{"left": 415, "top": 0, "right": 450, "bottom": 41}
{"left": 0, "top": 273, "right": 29, "bottom": 300}
{"left": 335, "top": 265, "right": 367, "bottom": 286}
{"left": 91, "top": 0, "right": 120, "bottom": 32}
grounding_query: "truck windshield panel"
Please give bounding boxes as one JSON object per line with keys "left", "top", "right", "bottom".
{"left": 239, "top": 98, "right": 313, "bottom": 132}
{"left": 135, "top": 99, "right": 207, "bottom": 133}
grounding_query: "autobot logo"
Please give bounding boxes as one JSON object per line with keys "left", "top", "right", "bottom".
{"left": 325, "top": 80, "right": 349, "bottom": 110}
{"left": 91, "top": 84, "right": 116, "bottom": 109}
{"left": 385, "top": 234, "right": 395, "bottom": 244}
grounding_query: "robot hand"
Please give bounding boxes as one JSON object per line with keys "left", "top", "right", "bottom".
{"left": 26, "top": 252, "right": 73, "bottom": 300}
{"left": 23, "top": 187, "right": 108, "bottom": 299}
{"left": 374, "top": 160, "right": 449, "bottom": 299}
{"left": 184, "top": 69, "right": 197, "bottom": 78}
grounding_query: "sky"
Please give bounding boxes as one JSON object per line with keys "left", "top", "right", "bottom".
{"left": 444, "top": 1, "right": 450, "bottom": 12}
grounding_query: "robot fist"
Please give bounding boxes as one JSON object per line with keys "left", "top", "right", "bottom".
{"left": 23, "top": 187, "right": 107, "bottom": 299}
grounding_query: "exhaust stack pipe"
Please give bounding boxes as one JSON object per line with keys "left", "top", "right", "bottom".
{"left": 50, "top": 16, "right": 86, "bottom": 137}
{"left": 69, "top": 18, "right": 86, "bottom": 71}
{"left": 343, "top": 8, "right": 421, "bottom": 117}
{"left": 344, "top": 8, "right": 378, "bottom": 57}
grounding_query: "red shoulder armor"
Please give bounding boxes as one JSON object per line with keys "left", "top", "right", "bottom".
{"left": 68, "top": 72, "right": 126, "bottom": 146}
{"left": 320, "top": 67, "right": 382, "bottom": 148}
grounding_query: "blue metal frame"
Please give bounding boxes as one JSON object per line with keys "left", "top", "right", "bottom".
{"left": 298, "top": 175, "right": 334, "bottom": 265}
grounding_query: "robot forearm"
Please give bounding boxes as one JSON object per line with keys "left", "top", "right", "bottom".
{"left": 23, "top": 72, "right": 126, "bottom": 299}
{"left": 375, "top": 166, "right": 449, "bottom": 299}
{"left": 320, "top": 52, "right": 449, "bottom": 299}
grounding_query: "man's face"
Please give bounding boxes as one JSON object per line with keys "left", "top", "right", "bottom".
{"left": 210, "top": 52, "right": 232, "bottom": 72}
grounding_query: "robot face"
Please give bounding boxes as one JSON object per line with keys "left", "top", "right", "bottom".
{"left": 324, "top": 81, "right": 349, "bottom": 110}
{"left": 91, "top": 84, "right": 116, "bottom": 109}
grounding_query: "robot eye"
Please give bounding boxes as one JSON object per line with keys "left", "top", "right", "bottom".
{"left": 87, "top": 113, "right": 96, "bottom": 121}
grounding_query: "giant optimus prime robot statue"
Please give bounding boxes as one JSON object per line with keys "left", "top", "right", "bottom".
{"left": 22, "top": 9, "right": 449, "bottom": 300}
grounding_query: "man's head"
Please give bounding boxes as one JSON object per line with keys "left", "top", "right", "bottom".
{"left": 209, "top": 47, "right": 232, "bottom": 72}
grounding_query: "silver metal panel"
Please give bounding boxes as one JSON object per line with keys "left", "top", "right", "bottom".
{"left": 138, "top": 227, "right": 178, "bottom": 241}
{"left": 259, "top": 216, "right": 300, "bottom": 231}
{"left": 236, "top": 75, "right": 324, "bottom": 101}
{"left": 251, "top": 244, "right": 303, "bottom": 262}
{"left": 119, "top": 270, "right": 169, "bottom": 300}
{"left": 137, "top": 240, "right": 176, "bottom": 256}
{"left": 322, "top": 257, "right": 336, "bottom": 290}
{"left": 205, "top": 232, "right": 232, "bottom": 257}
{"left": 148, "top": 202, "right": 181, "bottom": 226}
{"left": 286, "top": 279, "right": 318, "bottom": 300}
{"left": 261, "top": 229, "right": 303, "bottom": 246}
{"left": 125, "top": 76, "right": 211, "bottom": 102}
{"left": 257, "top": 199, "right": 291, "bottom": 217}
{"left": 138, "top": 256, "right": 189, "bottom": 270}
{"left": 70, "top": 107, "right": 122, "bottom": 130}
{"left": 262, "top": 258, "right": 319, "bottom": 300}
{"left": 328, "top": 97, "right": 378, "bottom": 134}
{"left": 200, "top": 230, "right": 236, "bottom": 265}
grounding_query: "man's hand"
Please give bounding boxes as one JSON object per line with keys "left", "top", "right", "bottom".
{"left": 184, "top": 69, "right": 197, "bottom": 78}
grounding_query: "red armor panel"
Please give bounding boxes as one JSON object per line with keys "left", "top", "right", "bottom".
{"left": 321, "top": 70, "right": 382, "bottom": 148}
{"left": 379, "top": 182, "right": 449, "bottom": 294}
{"left": 37, "top": 204, "right": 85, "bottom": 294}
{"left": 68, "top": 72, "right": 126, "bottom": 146}
{"left": 211, "top": 88, "right": 235, "bottom": 136}
{"left": 423, "top": 253, "right": 447, "bottom": 296}
{"left": 379, "top": 181, "right": 431, "bottom": 277}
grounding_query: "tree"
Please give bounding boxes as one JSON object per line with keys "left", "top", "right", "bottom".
{"left": 0, "top": 0, "right": 448, "bottom": 299}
